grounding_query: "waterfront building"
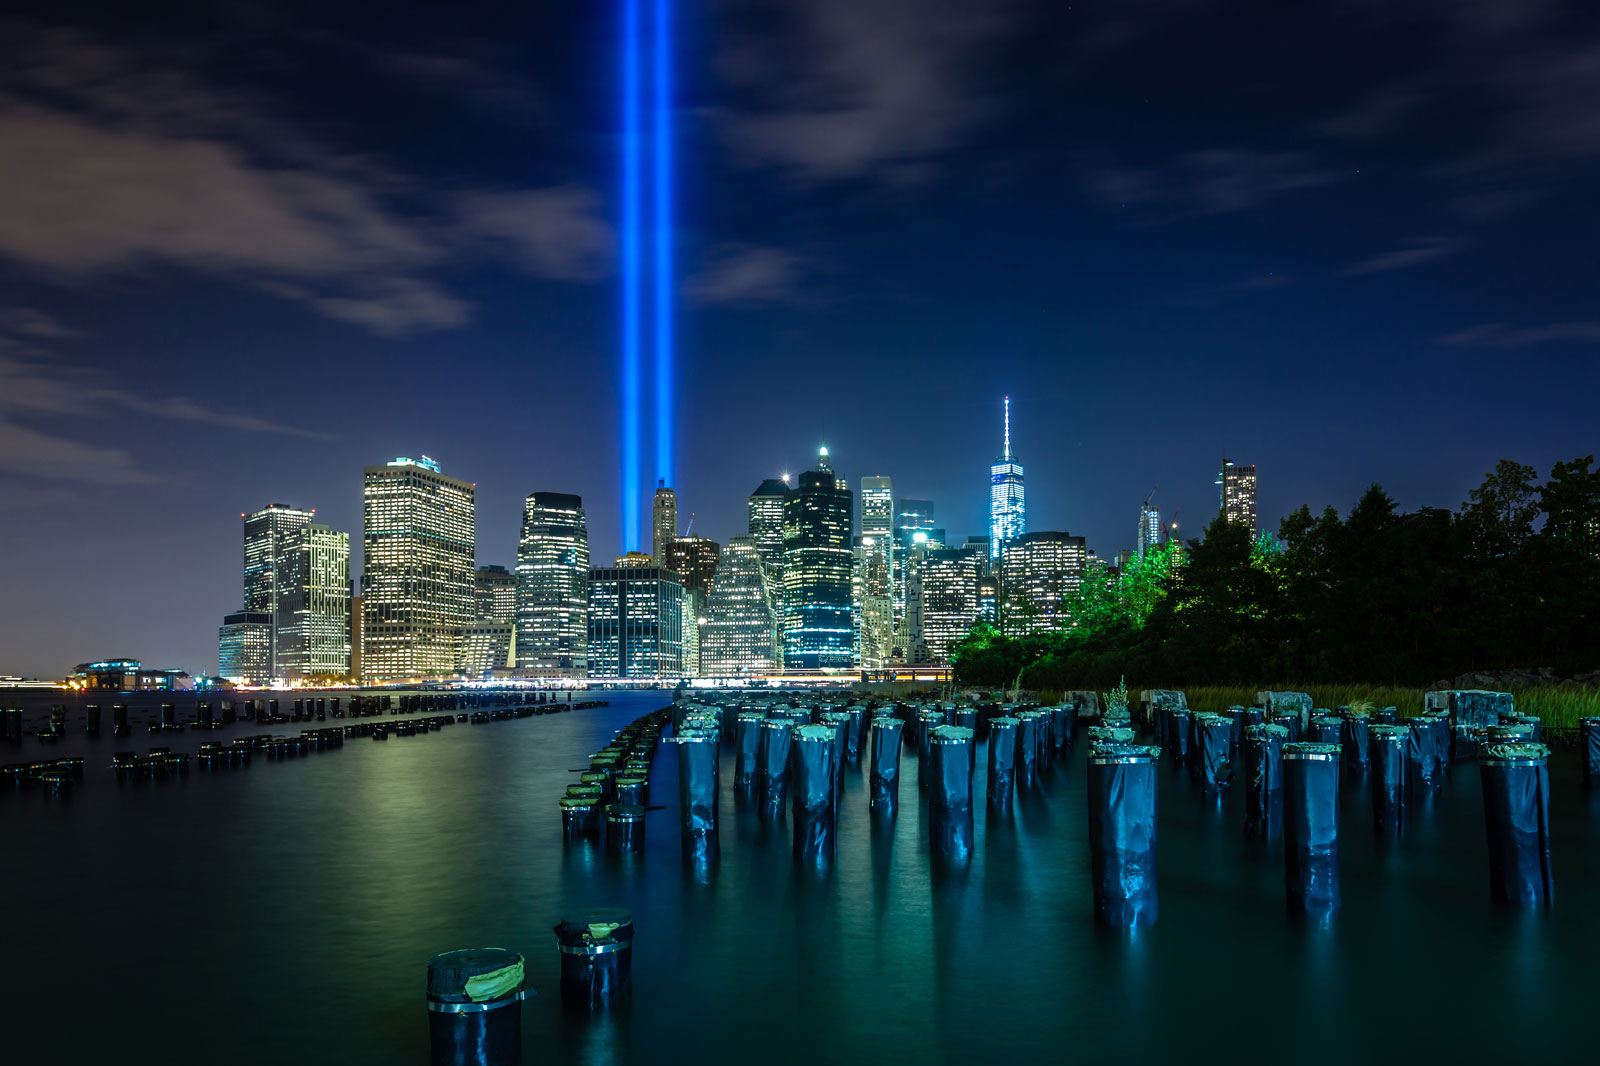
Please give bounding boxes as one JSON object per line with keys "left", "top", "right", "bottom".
{"left": 350, "top": 596, "right": 362, "bottom": 681}
{"left": 652, "top": 481, "right": 679, "bottom": 562}
{"left": 748, "top": 477, "right": 788, "bottom": 615}
{"left": 782, "top": 448, "right": 855, "bottom": 670}
{"left": 663, "top": 535, "right": 721, "bottom": 678}
{"left": 218, "top": 611, "right": 272, "bottom": 685}
{"left": 275, "top": 524, "right": 352, "bottom": 682}
{"left": 69, "top": 659, "right": 193, "bottom": 691}
{"left": 459, "top": 620, "right": 515, "bottom": 677}
{"left": 919, "top": 548, "right": 983, "bottom": 663}
{"left": 242, "top": 503, "right": 313, "bottom": 677}
{"left": 1002, "top": 531, "right": 1088, "bottom": 634}
{"left": 587, "top": 556, "right": 685, "bottom": 678}
{"left": 854, "top": 534, "right": 894, "bottom": 670}
{"left": 989, "top": 397, "right": 1026, "bottom": 559}
{"left": 700, "top": 536, "right": 782, "bottom": 676}
{"left": 1219, "top": 459, "right": 1258, "bottom": 537}
{"left": 360, "top": 456, "right": 476, "bottom": 681}
{"left": 474, "top": 565, "right": 517, "bottom": 621}
{"left": 514, "top": 492, "right": 589, "bottom": 676}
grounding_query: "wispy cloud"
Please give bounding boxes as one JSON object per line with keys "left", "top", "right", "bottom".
{"left": 0, "top": 20, "right": 610, "bottom": 336}
{"left": 1341, "top": 237, "right": 1465, "bottom": 276}
{"left": 1440, "top": 321, "right": 1600, "bottom": 348}
{"left": 1086, "top": 149, "right": 1337, "bottom": 217}
{"left": 686, "top": 244, "right": 808, "bottom": 305}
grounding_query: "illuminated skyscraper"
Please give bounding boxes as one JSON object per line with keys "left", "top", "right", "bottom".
{"left": 662, "top": 535, "right": 720, "bottom": 677}
{"left": 1137, "top": 502, "right": 1162, "bottom": 558}
{"left": 459, "top": 621, "right": 515, "bottom": 678}
{"left": 701, "top": 535, "right": 781, "bottom": 676}
{"left": 783, "top": 448, "right": 855, "bottom": 671}
{"left": 218, "top": 611, "right": 272, "bottom": 685}
{"left": 748, "top": 477, "right": 788, "bottom": 611}
{"left": 474, "top": 565, "right": 517, "bottom": 621}
{"left": 276, "top": 524, "right": 351, "bottom": 682}
{"left": 1218, "top": 459, "right": 1258, "bottom": 537}
{"left": 891, "top": 498, "right": 935, "bottom": 639}
{"left": 854, "top": 534, "right": 894, "bottom": 669}
{"left": 243, "top": 503, "right": 313, "bottom": 677}
{"left": 587, "top": 553, "right": 685, "bottom": 678}
{"left": 652, "top": 480, "right": 679, "bottom": 561}
{"left": 919, "top": 548, "right": 983, "bottom": 664}
{"left": 989, "top": 397, "right": 1026, "bottom": 559}
{"left": 514, "top": 492, "right": 589, "bottom": 676}
{"left": 1002, "top": 531, "right": 1087, "bottom": 634}
{"left": 360, "top": 456, "right": 476, "bottom": 681}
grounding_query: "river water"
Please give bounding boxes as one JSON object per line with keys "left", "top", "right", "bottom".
{"left": 0, "top": 690, "right": 1593, "bottom": 1064}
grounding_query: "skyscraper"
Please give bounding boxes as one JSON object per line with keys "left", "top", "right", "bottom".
{"left": 514, "top": 492, "right": 589, "bottom": 676}
{"left": 748, "top": 477, "right": 788, "bottom": 614}
{"left": 218, "top": 611, "right": 272, "bottom": 685}
{"left": 783, "top": 448, "right": 855, "bottom": 671}
{"left": 1137, "top": 501, "right": 1162, "bottom": 558}
{"left": 919, "top": 547, "right": 983, "bottom": 664}
{"left": 652, "top": 480, "right": 678, "bottom": 561}
{"left": 276, "top": 524, "right": 351, "bottom": 682}
{"left": 1002, "top": 531, "right": 1088, "bottom": 634}
{"left": 891, "top": 498, "right": 935, "bottom": 643}
{"left": 242, "top": 503, "right": 313, "bottom": 677}
{"left": 459, "top": 621, "right": 515, "bottom": 678}
{"left": 854, "top": 534, "right": 894, "bottom": 669}
{"left": 700, "top": 535, "right": 781, "bottom": 676}
{"left": 859, "top": 475, "right": 895, "bottom": 639}
{"left": 989, "top": 396, "right": 1026, "bottom": 559}
{"left": 587, "top": 554, "right": 685, "bottom": 678}
{"left": 662, "top": 535, "right": 720, "bottom": 678}
{"left": 474, "top": 565, "right": 517, "bottom": 621}
{"left": 360, "top": 456, "right": 476, "bottom": 681}
{"left": 1218, "top": 459, "right": 1258, "bottom": 537}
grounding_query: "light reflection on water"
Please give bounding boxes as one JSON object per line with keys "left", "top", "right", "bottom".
{"left": 0, "top": 691, "right": 1592, "bottom": 1064}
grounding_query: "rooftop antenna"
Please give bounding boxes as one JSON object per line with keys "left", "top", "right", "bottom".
{"left": 685, "top": 512, "right": 695, "bottom": 536}
{"left": 1003, "top": 396, "right": 1012, "bottom": 460}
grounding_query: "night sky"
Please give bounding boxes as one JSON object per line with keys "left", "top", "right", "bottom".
{"left": 2, "top": 1, "right": 1598, "bottom": 678}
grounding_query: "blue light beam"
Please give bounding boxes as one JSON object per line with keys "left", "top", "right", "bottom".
{"left": 653, "top": 0, "right": 674, "bottom": 489}
{"left": 621, "top": 0, "right": 642, "bottom": 551}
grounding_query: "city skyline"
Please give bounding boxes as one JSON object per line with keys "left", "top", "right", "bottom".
{"left": 4, "top": 4, "right": 1599, "bottom": 677}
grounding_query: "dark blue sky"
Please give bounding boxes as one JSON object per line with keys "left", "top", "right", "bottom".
{"left": 2, "top": 1, "right": 1598, "bottom": 677}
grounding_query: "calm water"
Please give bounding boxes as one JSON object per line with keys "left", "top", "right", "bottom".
{"left": 1, "top": 690, "right": 1594, "bottom": 1065}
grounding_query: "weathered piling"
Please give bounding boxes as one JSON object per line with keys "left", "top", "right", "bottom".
{"left": 734, "top": 711, "right": 763, "bottom": 796}
{"left": 1194, "top": 714, "right": 1232, "bottom": 795}
{"left": 1244, "top": 723, "right": 1288, "bottom": 840}
{"left": 1581, "top": 717, "right": 1600, "bottom": 787}
{"left": 1168, "top": 709, "right": 1192, "bottom": 766}
{"left": 1014, "top": 712, "right": 1040, "bottom": 789}
{"left": 1340, "top": 712, "right": 1371, "bottom": 777}
{"left": 606, "top": 804, "right": 646, "bottom": 854}
{"left": 1407, "top": 715, "right": 1443, "bottom": 795}
{"left": 673, "top": 733, "right": 719, "bottom": 867}
{"left": 1369, "top": 724, "right": 1409, "bottom": 836}
{"left": 425, "top": 947, "right": 530, "bottom": 1066}
{"left": 1479, "top": 743, "right": 1553, "bottom": 907}
{"left": 791, "top": 724, "right": 837, "bottom": 868}
{"left": 927, "top": 726, "right": 975, "bottom": 864}
{"left": 869, "top": 715, "right": 903, "bottom": 817}
{"left": 987, "top": 716, "right": 1019, "bottom": 814}
{"left": 1087, "top": 744, "right": 1159, "bottom": 930}
{"left": 555, "top": 909, "right": 633, "bottom": 1010}
{"left": 758, "top": 719, "right": 793, "bottom": 821}
{"left": 1284, "top": 743, "right": 1342, "bottom": 922}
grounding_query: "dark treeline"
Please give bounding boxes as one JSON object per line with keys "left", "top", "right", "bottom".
{"left": 952, "top": 458, "right": 1600, "bottom": 690}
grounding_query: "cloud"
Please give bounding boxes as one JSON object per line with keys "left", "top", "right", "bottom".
{"left": 1440, "top": 321, "right": 1600, "bottom": 348}
{"left": 718, "top": 0, "right": 1019, "bottom": 181}
{"left": 1341, "top": 237, "right": 1465, "bottom": 276}
{"left": 686, "top": 245, "right": 806, "bottom": 305}
{"left": 0, "top": 307, "right": 79, "bottom": 339}
{"left": 1086, "top": 149, "right": 1337, "bottom": 216}
{"left": 0, "top": 419, "right": 154, "bottom": 485}
{"left": 0, "top": 21, "right": 611, "bottom": 336}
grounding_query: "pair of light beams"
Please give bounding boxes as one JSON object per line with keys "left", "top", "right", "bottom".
{"left": 621, "top": 0, "right": 673, "bottom": 551}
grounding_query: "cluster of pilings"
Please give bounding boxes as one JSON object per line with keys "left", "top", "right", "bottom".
{"left": 1, "top": 756, "right": 84, "bottom": 794}
{"left": 1140, "top": 687, "right": 1560, "bottom": 920}
{"left": 560, "top": 710, "right": 670, "bottom": 850}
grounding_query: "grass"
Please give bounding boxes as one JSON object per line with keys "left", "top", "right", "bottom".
{"left": 1040, "top": 684, "right": 1600, "bottom": 729}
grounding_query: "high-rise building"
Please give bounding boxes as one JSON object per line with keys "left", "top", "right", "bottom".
{"left": 350, "top": 596, "right": 362, "bottom": 681}
{"left": 919, "top": 548, "right": 983, "bottom": 663}
{"left": 218, "top": 611, "right": 272, "bottom": 685}
{"left": 748, "top": 477, "right": 788, "bottom": 615}
{"left": 587, "top": 554, "right": 685, "bottom": 678}
{"left": 1218, "top": 459, "right": 1258, "bottom": 537}
{"left": 1137, "top": 502, "right": 1162, "bottom": 558}
{"left": 989, "top": 396, "right": 1026, "bottom": 559}
{"left": 1002, "top": 531, "right": 1088, "bottom": 634}
{"left": 459, "top": 620, "right": 515, "bottom": 678}
{"left": 652, "top": 481, "right": 679, "bottom": 562}
{"left": 963, "top": 535, "right": 993, "bottom": 572}
{"left": 977, "top": 574, "right": 1001, "bottom": 625}
{"left": 891, "top": 498, "right": 935, "bottom": 641}
{"left": 242, "top": 503, "right": 313, "bottom": 677}
{"left": 662, "top": 535, "right": 721, "bottom": 678}
{"left": 854, "top": 534, "right": 894, "bottom": 670}
{"left": 474, "top": 565, "right": 517, "bottom": 621}
{"left": 700, "top": 535, "right": 781, "bottom": 676}
{"left": 360, "top": 456, "right": 476, "bottom": 681}
{"left": 514, "top": 492, "right": 589, "bottom": 676}
{"left": 783, "top": 448, "right": 855, "bottom": 670}
{"left": 276, "top": 524, "right": 351, "bottom": 682}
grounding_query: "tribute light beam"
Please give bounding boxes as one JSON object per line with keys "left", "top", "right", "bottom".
{"left": 653, "top": 0, "right": 674, "bottom": 490}
{"left": 621, "top": 0, "right": 642, "bottom": 551}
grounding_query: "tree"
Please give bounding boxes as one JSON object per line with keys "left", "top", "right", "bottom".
{"left": 1461, "top": 460, "right": 1540, "bottom": 557}
{"left": 1541, "top": 455, "right": 1600, "bottom": 554}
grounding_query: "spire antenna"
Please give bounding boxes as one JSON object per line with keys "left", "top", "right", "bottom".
{"left": 1003, "top": 396, "right": 1012, "bottom": 460}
